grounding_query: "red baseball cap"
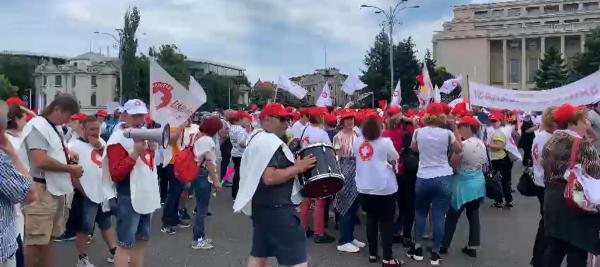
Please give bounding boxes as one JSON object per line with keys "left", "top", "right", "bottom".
{"left": 231, "top": 111, "right": 252, "bottom": 122}
{"left": 405, "top": 109, "right": 417, "bottom": 118}
{"left": 451, "top": 102, "right": 470, "bottom": 117}
{"left": 291, "top": 112, "right": 301, "bottom": 121}
{"left": 95, "top": 110, "right": 108, "bottom": 117}
{"left": 553, "top": 104, "right": 584, "bottom": 126}
{"left": 338, "top": 109, "right": 356, "bottom": 120}
{"left": 426, "top": 103, "right": 445, "bottom": 116}
{"left": 299, "top": 108, "right": 311, "bottom": 117}
{"left": 260, "top": 103, "right": 293, "bottom": 120}
{"left": 309, "top": 107, "right": 327, "bottom": 120}
{"left": 70, "top": 113, "right": 86, "bottom": 121}
{"left": 324, "top": 113, "right": 337, "bottom": 126}
{"left": 489, "top": 111, "right": 505, "bottom": 122}
{"left": 386, "top": 105, "right": 402, "bottom": 117}
{"left": 6, "top": 97, "right": 26, "bottom": 107}
{"left": 457, "top": 116, "right": 480, "bottom": 128}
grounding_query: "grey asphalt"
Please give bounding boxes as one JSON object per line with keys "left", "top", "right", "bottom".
{"left": 53, "top": 165, "right": 557, "bottom": 267}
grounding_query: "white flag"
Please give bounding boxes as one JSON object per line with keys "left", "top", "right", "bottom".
{"left": 189, "top": 76, "right": 207, "bottom": 107}
{"left": 390, "top": 80, "right": 402, "bottom": 106}
{"left": 500, "top": 125, "right": 523, "bottom": 161}
{"left": 418, "top": 64, "right": 434, "bottom": 108}
{"left": 341, "top": 74, "right": 367, "bottom": 95}
{"left": 315, "top": 82, "right": 332, "bottom": 107}
{"left": 277, "top": 75, "right": 307, "bottom": 99}
{"left": 440, "top": 75, "right": 463, "bottom": 94}
{"left": 433, "top": 85, "right": 442, "bottom": 103}
{"left": 150, "top": 60, "right": 204, "bottom": 127}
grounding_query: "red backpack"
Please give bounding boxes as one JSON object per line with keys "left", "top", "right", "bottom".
{"left": 174, "top": 133, "right": 202, "bottom": 183}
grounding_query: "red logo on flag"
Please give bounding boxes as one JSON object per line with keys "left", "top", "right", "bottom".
{"left": 90, "top": 150, "right": 102, "bottom": 168}
{"left": 393, "top": 91, "right": 400, "bottom": 97}
{"left": 151, "top": 82, "right": 174, "bottom": 110}
{"left": 533, "top": 144, "right": 539, "bottom": 161}
{"left": 358, "top": 142, "right": 374, "bottom": 161}
{"left": 321, "top": 92, "right": 328, "bottom": 98}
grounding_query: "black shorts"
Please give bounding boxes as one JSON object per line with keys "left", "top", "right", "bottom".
{"left": 251, "top": 206, "right": 307, "bottom": 266}
{"left": 71, "top": 190, "right": 113, "bottom": 235}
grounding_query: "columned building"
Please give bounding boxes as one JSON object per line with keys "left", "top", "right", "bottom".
{"left": 433, "top": 0, "right": 600, "bottom": 90}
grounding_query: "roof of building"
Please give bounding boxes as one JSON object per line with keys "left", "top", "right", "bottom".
{"left": 186, "top": 57, "right": 245, "bottom": 71}
{"left": 70, "top": 52, "right": 117, "bottom": 62}
{"left": 253, "top": 79, "right": 276, "bottom": 91}
{"left": 0, "top": 50, "right": 69, "bottom": 59}
{"left": 454, "top": 0, "right": 562, "bottom": 10}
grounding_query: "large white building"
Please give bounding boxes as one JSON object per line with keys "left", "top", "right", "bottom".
{"left": 34, "top": 52, "right": 119, "bottom": 113}
{"left": 433, "top": 0, "right": 600, "bottom": 90}
{"left": 291, "top": 68, "right": 348, "bottom": 106}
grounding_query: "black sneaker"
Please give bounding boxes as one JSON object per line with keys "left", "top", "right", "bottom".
{"left": 314, "top": 233, "right": 335, "bottom": 244}
{"left": 402, "top": 238, "right": 414, "bottom": 248}
{"left": 160, "top": 226, "right": 176, "bottom": 235}
{"left": 407, "top": 246, "right": 424, "bottom": 261}
{"left": 430, "top": 252, "right": 442, "bottom": 265}
{"left": 305, "top": 229, "right": 314, "bottom": 237}
{"left": 439, "top": 246, "right": 448, "bottom": 254}
{"left": 177, "top": 221, "right": 191, "bottom": 229}
{"left": 492, "top": 202, "right": 504, "bottom": 209}
{"left": 53, "top": 232, "right": 76, "bottom": 242}
{"left": 179, "top": 208, "right": 191, "bottom": 221}
{"left": 505, "top": 202, "right": 514, "bottom": 208}
{"left": 461, "top": 247, "right": 477, "bottom": 258}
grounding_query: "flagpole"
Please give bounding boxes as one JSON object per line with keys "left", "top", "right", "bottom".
{"left": 273, "top": 85, "right": 278, "bottom": 103}
{"left": 465, "top": 75, "right": 471, "bottom": 110}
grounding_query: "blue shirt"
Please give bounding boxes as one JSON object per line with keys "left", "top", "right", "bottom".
{"left": 0, "top": 151, "right": 31, "bottom": 263}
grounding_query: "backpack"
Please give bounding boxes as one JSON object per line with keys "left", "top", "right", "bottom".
{"left": 174, "top": 133, "right": 203, "bottom": 183}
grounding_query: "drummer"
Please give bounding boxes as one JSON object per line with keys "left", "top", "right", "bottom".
{"left": 298, "top": 107, "right": 336, "bottom": 244}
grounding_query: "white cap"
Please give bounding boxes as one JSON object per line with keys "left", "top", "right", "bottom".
{"left": 123, "top": 99, "right": 148, "bottom": 115}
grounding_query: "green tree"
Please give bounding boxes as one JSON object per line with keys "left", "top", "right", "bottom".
{"left": 571, "top": 27, "right": 600, "bottom": 81}
{"left": 149, "top": 44, "right": 189, "bottom": 87}
{"left": 120, "top": 6, "right": 141, "bottom": 101}
{"left": 135, "top": 53, "right": 150, "bottom": 103}
{"left": 0, "top": 75, "right": 18, "bottom": 100}
{"left": 196, "top": 73, "right": 250, "bottom": 111}
{"left": 535, "top": 47, "right": 568, "bottom": 89}
{"left": 0, "top": 55, "right": 35, "bottom": 95}
{"left": 250, "top": 88, "right": 274, "bottom": 107}
{"left": 361, "top": 29, "right": 391, "bottom": 102}
{"left": 423, "top": 49, "right": 436, "bottom": 76}
{"left": 393, "top": 37, "right": 420, "bottom": 105}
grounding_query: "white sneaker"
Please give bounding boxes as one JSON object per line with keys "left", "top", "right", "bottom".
{"left": 106, "top": 254, "right": 114, "bottom": 263}
{"left": 351, "top": 239, "right": 366, "bottom": 248}
{"left": 191, "top": 238, "right": 214, "bottom": 250}
{"left": 76, "top": 256, "right": 95, "bottom": 267}
{"left": 337, "top": 243, "right": 360, "bottom": 253}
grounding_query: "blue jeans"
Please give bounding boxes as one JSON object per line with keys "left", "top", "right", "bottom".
{"left": 338, "top": 197, "right": 360, "bottom": 245}
{"left": 192, "top": 170, "right": 211, "bottom": 240}
{"left": 161, "top": 164, "right": 183, "bottom": 227}
{"left": 414, "top": 175, "right": 453, "bottom": 253}
{"left": 115, "top": 194, "right": 151, "bottom": 248}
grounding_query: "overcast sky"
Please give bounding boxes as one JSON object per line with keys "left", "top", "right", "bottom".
{"left": 1, "top": 0, "right": 506, "bottom": 83}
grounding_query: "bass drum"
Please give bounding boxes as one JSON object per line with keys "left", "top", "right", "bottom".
{"left": 297, "top": 143, "right": 344, "bottom": 198}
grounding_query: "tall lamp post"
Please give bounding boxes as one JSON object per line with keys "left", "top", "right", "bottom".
{"left": 361, "top": 1, "right": 419, "bottom": 101}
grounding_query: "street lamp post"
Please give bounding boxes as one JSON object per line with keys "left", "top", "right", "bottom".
{"left": 361, "top": 1, "right": 419, "bottom": 102}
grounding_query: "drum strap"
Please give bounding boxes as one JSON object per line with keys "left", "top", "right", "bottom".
{"left": 299, "top": 126, "right": 308, "bottom": 143}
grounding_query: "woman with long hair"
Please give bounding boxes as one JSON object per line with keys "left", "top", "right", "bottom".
{"left": 441, "top": 116, "right": 487, "bottom": 258}
{"left": 333, "top": 110, "right": 365, "bottom": 253}
{"left": 354, "top": 115, "right": 400, "bottom": 266}
{"left": 541, "top": 104, "right": 600, "bottom": 266}
{"left": 407, "top": 103, "right": 462, "bottom": 266}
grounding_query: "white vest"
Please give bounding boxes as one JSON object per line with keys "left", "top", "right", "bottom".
{"left": 27, "top": 117, "right": 73, "bottom": 196}
{"left": 104, "top": 125, "right": 160, "bottom": 214}
{"left": 68, "top": 139, "right": 115, "bottom": 203}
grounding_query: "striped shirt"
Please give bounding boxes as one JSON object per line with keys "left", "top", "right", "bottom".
{"left": 333, "top": 130, "right": 357, "bottom": 158}
{"left": 0, "top": 150, "right": 31, "bottom": 263}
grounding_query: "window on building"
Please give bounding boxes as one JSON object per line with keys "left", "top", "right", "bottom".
{"left": 510, "top": 59, "right": 521, "bottom": 83}
{"left": 492, "top": 9, "right": 504, "bottom": 17}
{"left": 71, "top": 75, "right": 76, "bottom": 87}
{"left": 528, "top": 58, "right": 539, "bottom": 82}
{"left": 474, "top": 10, "right": 489, "bottom": 18}
{"left": 507, "top": 23, "right": 522, "bottom": 28}
{"left": 508, "top": 8, "right": 521, "bottom": 16}
{"left": 564, "top": 19, "right": 580, "bottom": 24}
{"left": 544, "top": 5, "right": 559, "bottom": 14}
{"left": 585, "top": 17, "right": 600, "bottom": 22}
{"left": 526, "top": 6, "right": 541, "bottom": 15}
{"left": 564, "top": 3, "right": 579, "bottom": 12}
{"left": 545, "top": 20, "right": 560, "bottom": 25}
{"left": 91, "top": 92, "right": 97, "bottom": 106}
{"left": 584, "top": 2, "right": 599, "bottom": 10}
{"left": 43, "top": 75, "right": 47, "bottom": 85}
{"left": 91, "top": 75, "right": 97, "bottom": 87}
{"left": 54, "top": 75, "right": 62, "bottom": 87}
{"left": 525, "top": 21, "right": 541, "bottom": 27}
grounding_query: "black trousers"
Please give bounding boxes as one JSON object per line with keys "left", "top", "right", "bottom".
{"left": 532, "top": 187, "right": 546, "bottom": 267}
{"left": 544, "top": 237, "right": 588, "bottom": 267}
{"left": 394, "top": 173, "right": 416, "bottom": 239}
{"left": 492, "top": 156, "right": 513, "bottom": 203}
{"left": 362, "top": 194, "right": 396, "bottom": 260}
{"left": 442, "top": 199, "right": 481, "bottom": 249}
{"left": 231, "top": 157, "right": 242, "bottom": 199}
{"left": 220, "top": 139, "right": 232, "bottom": 179}
{"left": 157, "top": 165, "right": 169, "bottom": 204}
{"left": 523, "top": 143, "right": 533, "bottom": 166}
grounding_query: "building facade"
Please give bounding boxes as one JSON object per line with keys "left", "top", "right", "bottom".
{"left": 187, "top": 58, "right": 250, "bottom": 106}
{"left": 34, "top": 52, "right": 119, "bottom": 113}
{"left": 433, "top": 0, "right": 600, "bottom": 90}
{"left": 291, "top": 68, "right": 348, "bottom": 106}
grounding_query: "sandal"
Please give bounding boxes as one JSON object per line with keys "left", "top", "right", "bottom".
{"left": 382, "top": 259, "right": 402, "bottom": 266}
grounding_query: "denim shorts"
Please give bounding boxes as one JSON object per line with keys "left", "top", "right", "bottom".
{"left": 71, "top": 190, "right": 113, "bottom": 235}
{"left": 115, "top": 194, "right": 151, "bottom": 248}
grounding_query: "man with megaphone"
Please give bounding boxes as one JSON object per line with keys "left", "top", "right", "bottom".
{"left": 104, "top": 99, "right": 161, "bottom": 267}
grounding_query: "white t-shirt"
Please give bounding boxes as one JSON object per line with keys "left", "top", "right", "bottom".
{"left": 458, "top": 137, "right": 487, "bottom": 172}
{"left": 230, "top": 125, "right": 250, "bottom": 157}
{"left": 193, "top": 135, "right": 217, "bottom": 166}
{"left": 413, "top": 127, "right": 456, "bottom": 179}
{"left": 288, "top": 121, "right": 306, "bottom": 139}
{"left": 354, "top": 136, "right": 399, "bottom": 195}
{"left": 300, "top": 125, "right": 331, "bottom": 147}
{"left": 532, "top": 130, "right": 553, "bottom": 187}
